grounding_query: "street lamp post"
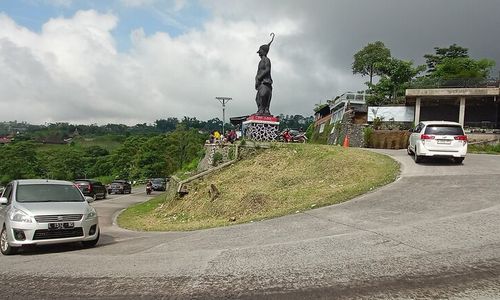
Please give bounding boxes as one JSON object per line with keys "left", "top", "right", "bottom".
{"left": 215, "top": 97, "right": 232, "bottom": 136}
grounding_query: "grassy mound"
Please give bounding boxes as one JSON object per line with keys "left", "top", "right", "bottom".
{"left": 118, "top": 144, "right": 399, "bottom": 231}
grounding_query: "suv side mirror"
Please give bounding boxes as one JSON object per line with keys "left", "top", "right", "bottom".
{"left": 85, "top": 196, "right": 94, "bottom": 203}
{"left": 0, "top": 197, "right": 8, "bottom": 205}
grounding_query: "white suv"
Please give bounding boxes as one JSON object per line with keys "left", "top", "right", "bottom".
{"left": 408, "top": 121, "right": 467, "bottom": 164}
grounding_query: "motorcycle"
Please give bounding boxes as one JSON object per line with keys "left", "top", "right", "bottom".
{"left": 279, "top": 129, "right": 307, "bottom": 143}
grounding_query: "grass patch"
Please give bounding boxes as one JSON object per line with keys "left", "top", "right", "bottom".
{"left": 118, "top": 144, "right": 399, "bottom": 231}
{"left": 468, "top": 143, "right": 500, "bottom": 154}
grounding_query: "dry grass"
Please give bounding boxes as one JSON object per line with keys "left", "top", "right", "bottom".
{"left": 118, "top": 144, "right": 399, "bottom": 231}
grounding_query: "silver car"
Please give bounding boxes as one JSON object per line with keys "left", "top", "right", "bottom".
{"left": 0, "top": 179, "right": 99, "bottom": 255}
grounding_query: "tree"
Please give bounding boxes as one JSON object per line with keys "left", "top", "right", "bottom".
{"left": 352, "top": 41, "right": 391, "bottom": 85}
{"left": 0, "top": 142, "right": 39, "bottom": 184}
{"left": 424, "top": 44, "right": 469, "bottom": 73}
{"left": 165, "top": 125, "right": 205, "bottom": 170}
{"left": 155, "top": 118, "right": 178, "bottom": 133}
{"left": 423, "top": 44, "right": 495, "bottom": 79}
{"left": 432, "top": 57, "right": 495, "bottom": 80}
{"left": 368, "top": 58, "right": 425, "bottom": 105}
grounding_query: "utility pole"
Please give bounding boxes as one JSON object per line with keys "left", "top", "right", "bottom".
{"left": 215, "top": 97, "right": 232, "bottom": 136}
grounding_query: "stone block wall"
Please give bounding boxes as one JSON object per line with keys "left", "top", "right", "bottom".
{"left": 197, "top": 144, "right": 237, "bottom": 172}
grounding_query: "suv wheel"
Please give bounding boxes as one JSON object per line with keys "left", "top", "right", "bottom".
{"left": 454, "top": 157, "right": 464, "bottom": 164}
{"left": 414, "top": 146, "right": 422, "bottom": 163}
{"left": 1, "top": 226, "right": 18, "bottom": 255}
{"left": 407, "top": 145, "right": 413, "bottom": 155}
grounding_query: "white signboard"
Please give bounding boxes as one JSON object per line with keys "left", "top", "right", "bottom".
{"left": 368, "top": 106, "right": 415, "bottom": 122}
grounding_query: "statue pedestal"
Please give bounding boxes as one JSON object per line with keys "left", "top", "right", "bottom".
{"left": 242, "top": 115, "right": 280, "bottom": 141}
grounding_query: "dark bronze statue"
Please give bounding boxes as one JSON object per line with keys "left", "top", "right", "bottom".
{"left": 255, "top": 33, "right": 274, "bottom": 116}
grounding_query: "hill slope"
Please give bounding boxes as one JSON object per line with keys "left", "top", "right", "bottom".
{"left": 118, "top": 144, "right": 399, "bottom": 231}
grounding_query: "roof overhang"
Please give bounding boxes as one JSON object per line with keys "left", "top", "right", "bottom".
{"left": 406, "top": 87, "right": 499, "bottom": 98}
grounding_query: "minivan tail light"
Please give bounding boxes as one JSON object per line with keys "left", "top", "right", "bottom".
{"left": 454, "top": 135, "right": 468, "bottom": 141}
{"left": 420, "top": 134, "right": 435, "bottom": 140}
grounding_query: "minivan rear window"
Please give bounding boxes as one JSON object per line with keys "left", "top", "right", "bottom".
{"left": 425, "top": 125, "right": 464, "bottom": 135}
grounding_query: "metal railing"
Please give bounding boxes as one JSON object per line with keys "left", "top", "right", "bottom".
{"left": 409, "top": 78, "right": 500, "bottom": 89}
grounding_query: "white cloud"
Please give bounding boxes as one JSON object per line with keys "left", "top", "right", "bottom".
{"left": 0, "top": 9, "right": 335, "bottom": 125}
{"left": 1, "top": 1, "right": 499, "bottom": 125}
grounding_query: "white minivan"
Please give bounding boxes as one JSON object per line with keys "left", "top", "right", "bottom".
{"left": 408, "top": 121, "right": 468, "bottom": 164}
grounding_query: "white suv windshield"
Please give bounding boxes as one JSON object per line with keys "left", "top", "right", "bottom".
{"left": 424, "top": 125, "right": 464, "bottom": 135}
{"left": 16, "top": 184, "right": 84, "bottom": 203}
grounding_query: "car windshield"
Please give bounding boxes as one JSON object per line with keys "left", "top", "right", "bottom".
{"left": 425, "top": 125, "right": 464, "bottom": 135}
{"left": 152, "top": 179, "right": 164, "bottom": 184}
{"left": 16, "top": 184, "right": 84, "bottom": 203}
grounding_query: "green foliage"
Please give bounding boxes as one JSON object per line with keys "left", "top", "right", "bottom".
{"left": 0, "top": 125, "right": 206, "bottom": 185}
{"left": 212, "top": 152, "right": 223, "bottom": 166}
{"left": 0, "top": 142, "right": 39, "bottom": 184}
{"left": 468, "top": 143, "right": 500, "bottom": 154}
{"left": 424, "top": 44, "right": 469, "bottom": 73}
{"left": 422, "top": 44, "right": 495, "bottom": 80}
{"left": 432, "top": 57, "right": 495, "bottom": 79}
{"left": 305, "top": 123, "right": 314, "bottom": 140}
{"left": 228, "top": 147, "right": 235, "bottom": 160}
{"left": 353, "top": 41, "right": 391, "bottom": 85}
{"left": 367, "top": 58, "right": 425, "bottom": 105}
{"left": 363, "top": 127, "right": 374, "bottom": 147}
{"left": 277, "top": 114, "right": 313, "bottom": 131}
{"left": 310, "top": 123, "right": 335, "bottom": 144}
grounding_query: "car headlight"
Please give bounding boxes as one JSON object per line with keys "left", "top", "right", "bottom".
{"left": 85, "top": 206, "right": 97, "bottom": 220}
{"left": 9, "top": 208, "right": 33, "bottom": 223}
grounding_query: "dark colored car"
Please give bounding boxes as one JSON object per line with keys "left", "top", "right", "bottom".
{"left": 74, "top": 179, "right": 107, "bottom": 200}
{"left": 151, "top": 178, "right": 167, "bottom": 191}
{"left": 107, "top": 180, "right": 132, "bottom": 194}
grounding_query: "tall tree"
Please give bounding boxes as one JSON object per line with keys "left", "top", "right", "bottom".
{"left": 423, "top": 44, "right": 469, "bottom": 73}
{"left": 432, "top": 57, "right": 495, "bottom": 80}
{"left": 368, "top": 58, "right": 425, "bottom": 105}
{"left": 352, "top": 41, "right": 391, "bottom": 85}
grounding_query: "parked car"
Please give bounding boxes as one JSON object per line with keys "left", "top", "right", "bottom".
{"left": 0, "top": 179, "right": 100, "bottom": 255}
{"left": 151, "top": 178, "right": 167, "bottom": 191}
{"left": 74, "top": 179, "right": 107, "bottom": 200}
{"left": 408, "top": 121, "right": 467, "bottom": 164}
{"left": 107, "top": 180, "right": 132, "bottom": 194}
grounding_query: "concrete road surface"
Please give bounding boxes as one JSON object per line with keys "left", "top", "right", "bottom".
{"left": 1, "top": 151, "right": 500, "bottom": 299}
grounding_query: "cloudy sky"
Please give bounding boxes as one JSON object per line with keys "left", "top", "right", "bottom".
{"left": 0, "top": 0, "right": 499, "bottom": 125}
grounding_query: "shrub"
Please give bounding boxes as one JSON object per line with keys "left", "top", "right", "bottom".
{"left": 212, "top": 152, "right": 223, "bottom": 166}
{"left": 364, "top": 127, "right": 374, "bottom": 147}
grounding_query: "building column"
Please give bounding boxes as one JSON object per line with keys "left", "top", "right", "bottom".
{"left": 458, "top": 96, "right": 466, "bottom": 125}
{"left": 414, "top": 97, "right": 421, "bottom": 125}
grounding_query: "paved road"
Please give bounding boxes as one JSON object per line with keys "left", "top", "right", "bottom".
{"left": 1, "top": 151, "right": 500, "bottom": 299}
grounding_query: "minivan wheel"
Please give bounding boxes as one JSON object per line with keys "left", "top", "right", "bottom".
{"left": 1, "top": 226, "right": 18, "bottom": 255}
{"left": 407, "top": 145, "right": 413, "bottom": 155}
{"left": 414, "top": 147, "right": 422, "bottom": 163}
{"left": 82, "top": 229, "right": 100, "bottom": 248}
